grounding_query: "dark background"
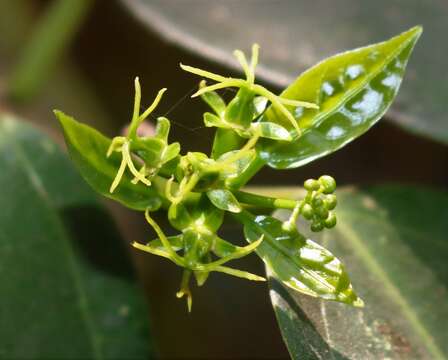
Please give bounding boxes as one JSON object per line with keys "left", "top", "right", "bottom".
{"left": 1, "top": 1, "right": 447, "bottom": 358}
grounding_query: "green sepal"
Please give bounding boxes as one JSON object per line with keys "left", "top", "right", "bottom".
{"left": 206, "top": 189, "right": 242, "bottom": 213}
{"left": 133, "top": 137, "right": 163, "bottom": 163}
{"left": 200, "top": 85, "right": 226, "bottom": 116}
{"left": 146, "top": 234, "right": 184, "bottom": 252}
{"left": 194, "top": 270, "right": 210, "bottom": 287}
{"left": 203, "top": 112, "right": 226, "bottom": 129}
{"left": 153, "top": 116, "right": 171, "bottom": 141}
{"left": 162, "top": 143, "right": 181, "bottom": 163}
{"left": 168, "top": 194, "right": 224, "bottom": 233}
{"left": 205, "top": 113, "right": 291, "bottom": 142}
{"left": 211, "top": 128, "right": 244, "bottom": 159}
{"left": 212, "top": 236, "right": 254, "bottom": 258}
{"left": 54, "top": 110, "right": 162, "bottom": 211}
{"left": 259, "top": 26, "right": 422, "bottom": 169}
{"left": 224, "top": 87, "right": 256, "bottom": 129}
{"left": 133, "top": 117, "right": 180, "bottom": 167}
{"left": 241, "top": 212, "right": 363, "bottom": 307}
{"left": 251, "top": 122, "right": 292, "bottom": 141}
{"left": 183, "top": 230, "right": 213, "bottom": 268}
{"left": 253, "top": 96, "right": 268, "bottom": 118}
{"left": 194, "top": 252, "right": 212, "bottom": 287}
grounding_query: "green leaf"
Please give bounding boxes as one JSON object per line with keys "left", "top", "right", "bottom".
{"left": 162, "top": 142, "right": 181, "bottom": 163}
{"left": 200, "top": 88, "right": 226, "bottom": 116}
{"left": 224, "top": 87, "right": 255, "bottom": 128}
{"left": 55, "top": 110, "right": 162, "bottom": 210}
{"left": 0, "top": 114, "right": 153, "bottom": 358}
{"left": 270, "top": 185, "right": 448, "bottom": 359}
{"left": 253, "top": 96, "right": 268, "bottom": 118}
{"left": 252, "top": 122, "right": 292, "bottom": 141}
{"left": 125, "top": 2, "right": 447, "bottom": 144}
{"left": 207, "top": 189, "right": 242, "bottom": 213}
{"left": 203, "top": 112, "right": 226, "bottom": 128}
{"left": 241, "top": 211, "right": 362, "bottom": 306}
{"left": 259, "top": 26, "right": 422, "bottom": 169}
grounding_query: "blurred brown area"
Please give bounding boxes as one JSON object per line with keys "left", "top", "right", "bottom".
{"left": 1, "top": 0, "right": 447, "bottom": 359}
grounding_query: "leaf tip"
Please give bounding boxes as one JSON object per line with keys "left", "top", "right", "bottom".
{"left": 412, "top": 25, "right": 423, "bottom": 35}
{"left": 403, "top": 25, "right": 423, "bottom": 42}
{"left": 53, "top": 109, "right": 64, "bottom": 120}
{"left": 353, "top": 297, "right": 365, "bottom": 308}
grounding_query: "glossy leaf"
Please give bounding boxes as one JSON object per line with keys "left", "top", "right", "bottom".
{"left": 257, "top": 26, "right": 422, "bottom": 168}
{"left": 55, "top": 110, "right": 162, "bottom": 210}
{"left": 270, "top": 186, "right": 448, "bottom": 359}
{"left": 252, "top": 122, "right": 292, "bottom": 141}
{"left": 207, "top": 189, "right": 242, "bottom": 213}
{"left": 253, "top": 96, "right": 268, "bottom": 118}
{"left": 242, "top": 212, "right": 362, "bottom": 306}
{"left": 124, "top": 1, "right": 448, "bottom": 144}
{"left": 0, "top": 114, "right": 152, "bottom": 358}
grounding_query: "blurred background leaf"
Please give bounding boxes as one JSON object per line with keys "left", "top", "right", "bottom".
{"left": 0, "top": 114, "right": 154, "bottom": 359}
{"left": 8, "top": 0, "right": 93, "bottom": 101}
{"left": 270, "top": 185, "right": 448, "bottom": 359}
{"left": 0, "top": 1, "right": 447, "bottom": 358}
{"left": 121, "top": 0, "right": 448, "bottom": 144}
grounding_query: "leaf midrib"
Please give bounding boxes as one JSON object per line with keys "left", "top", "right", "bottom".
{"left": 301, "top": 35, "right": 414, "bottom": 136}
{"left": 249, "top": 217, "right": 341, "bottom": 298}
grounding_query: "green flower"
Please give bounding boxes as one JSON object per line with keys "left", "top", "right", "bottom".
{"left": 180, "top": 44, "right": 318, "bottom": 137}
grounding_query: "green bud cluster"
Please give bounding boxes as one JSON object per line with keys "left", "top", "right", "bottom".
{"left": 301, "top": 176, "right": 338, "bottom": 232}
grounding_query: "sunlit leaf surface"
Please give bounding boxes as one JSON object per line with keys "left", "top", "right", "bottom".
{"left": 270, "top": 186, "right": 448, "bottom": 359}
{"left": 243, "top": 212, "right": 362, "bottom": 307}
{"left": 121, "top": 0, "right": 448, "bottom": 144}
{"left": 56, "top": 111, "right": 162, "bottom": 211}
{"left": 259, "top": 27, "right": 421, "bottom": 169}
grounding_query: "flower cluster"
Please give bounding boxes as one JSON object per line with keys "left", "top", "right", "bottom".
{"left": 101, "top": 46, "right": 340, "bottom": 311}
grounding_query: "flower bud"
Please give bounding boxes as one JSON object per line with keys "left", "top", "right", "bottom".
{"left": 319, "top": 175, "right": 336, "bottom": 194}
{"left": 324, "top": 194, "right": 337, "bottom": 210}
{"left": 301, "top": 203, "right": 314, "bottom": 220}
{"left": 315, "top": 205, "right": 329, "bottom": 220}
{"left": 324, "top": 212, "right": 337, "bottom": 229}
{"left": 312, "top": 197, "right": 324, "bottom": 208}
{"left": 311, "top": 221, "right": 324, "bottom": 232}
{"left": 304, "top": 178, "right": 320, "bottom": 191}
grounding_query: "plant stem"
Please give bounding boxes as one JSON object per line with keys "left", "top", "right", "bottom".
{"left": 234, "top": 189, "right": 298, "bottom": 209}
{"left": 8, "top": 0, "right": 93, "bottom": 101}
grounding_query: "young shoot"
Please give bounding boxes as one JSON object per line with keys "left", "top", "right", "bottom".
{"left": 56, "top": 28, "right": 424, "bottom": 312}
